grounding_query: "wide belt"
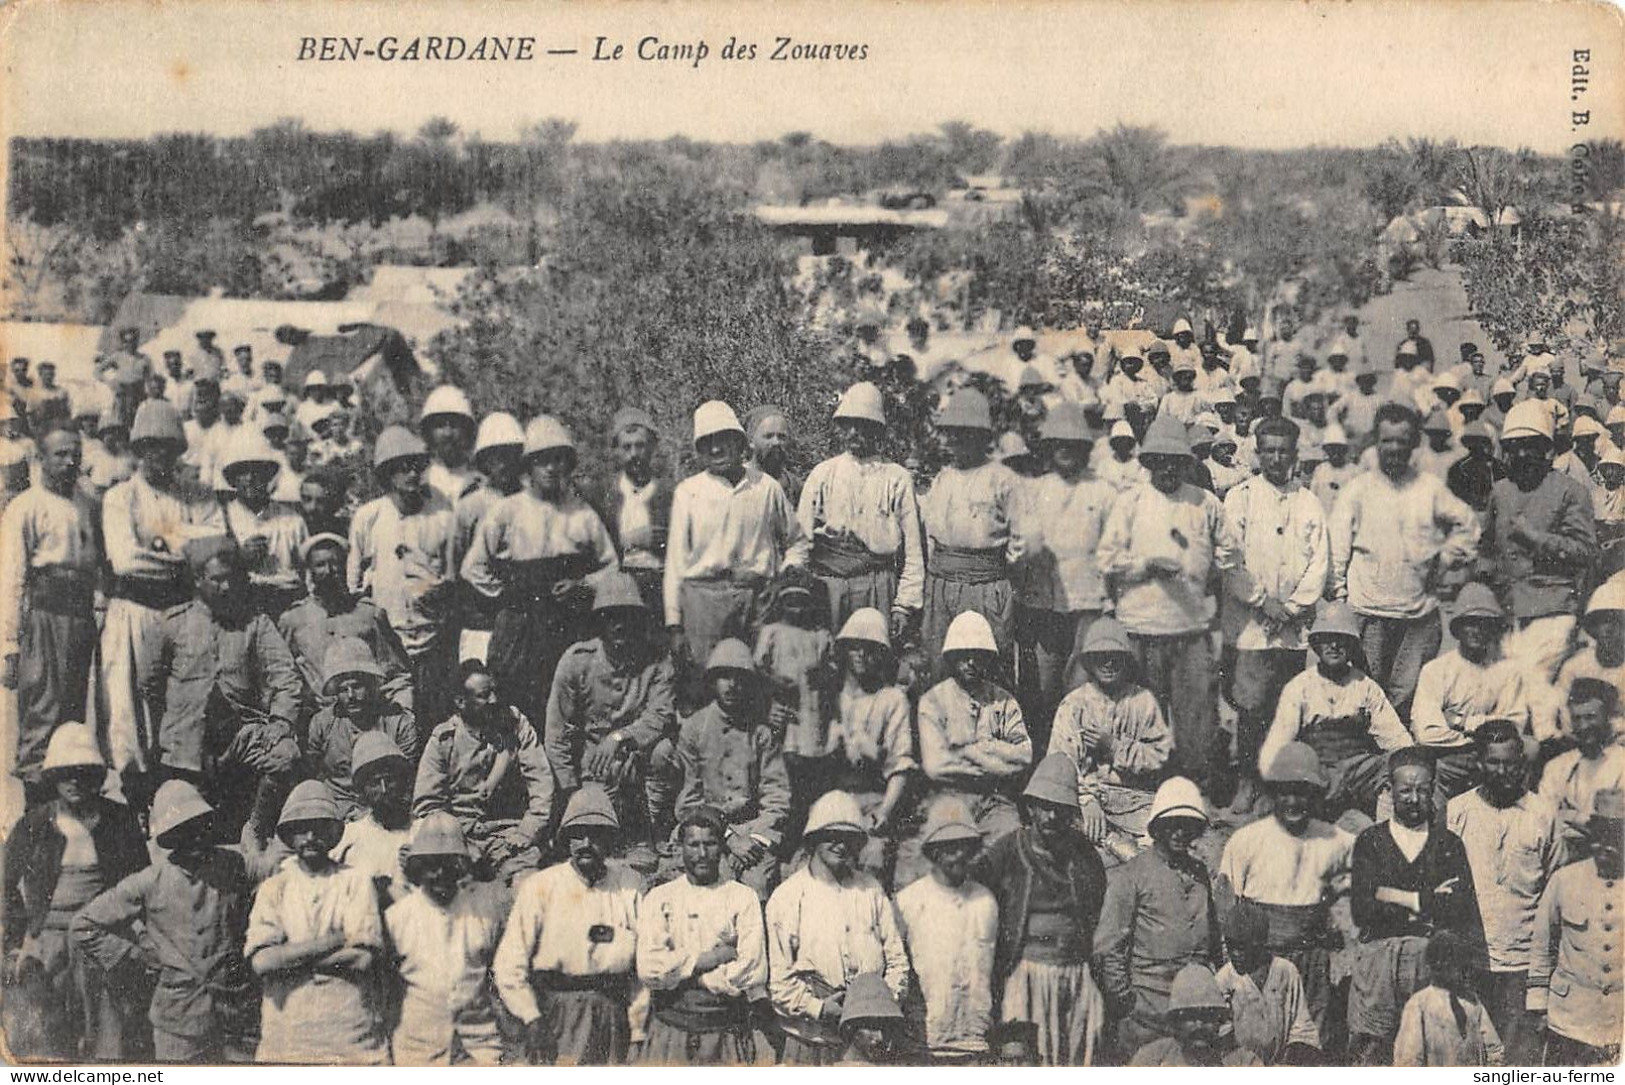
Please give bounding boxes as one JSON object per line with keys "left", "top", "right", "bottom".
{"left": 928, "top": 545, "right": 1006, "bottom": 585}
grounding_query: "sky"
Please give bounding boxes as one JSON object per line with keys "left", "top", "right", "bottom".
{"left": 2, "top": 0, "right": 1623, "bottom": 152}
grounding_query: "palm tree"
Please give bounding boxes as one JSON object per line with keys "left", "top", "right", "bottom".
{"left": 1079, "top": 124, "right": 1191, "bottom": 214}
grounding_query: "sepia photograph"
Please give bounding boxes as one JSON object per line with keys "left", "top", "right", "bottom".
{"left": 1, "top": 0, "right": 1624, "bottom": 1070}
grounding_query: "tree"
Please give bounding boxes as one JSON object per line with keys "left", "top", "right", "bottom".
{"left": 1078, "top": 124, "right": 1191, "bottom": 214}
{"left": 938, "top": 121, "right": 1002, "bottom": 176}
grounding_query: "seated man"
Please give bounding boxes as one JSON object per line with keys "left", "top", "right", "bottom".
{"left": 140, "top": 536, "right": 302, "bottom": 843}
{"left": 414, "top": 661, "right": 555, "bottom": 885}
{"left": 303, "top": 638, "right": 420, "bottom": 821}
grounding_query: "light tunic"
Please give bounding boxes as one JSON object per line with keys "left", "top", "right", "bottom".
{"left": 896, "top": 875, "right": 998, "bottom": 1055}
{"left": 1218, "top": 817, "right": 1354, "bottom": 907}
{"left": 244, "top": 861, "right": 386, "bottom": 1064}
{"left": 797, "top": 452, "right": 925, "bottom": 611}
{"left": 0, "top": 485, "right": 98, "bottom": 655}
{"left": 224, "top": 498, "right": 308, "bottom": 595}
{"left": 1215, "top": 956, "right": 1320, "bottom": 1063}
{"left": 1528, "top": 858, "right": 1625, "bottom": 1049}
{"left": 1328, "top": 467, "right": 1479, "bottom": 620}
{"left": 333, "top": 816, "right": 409, "bottom": 904}
{"left": 1095, "top": 454, "right": 1148, "bottom": 494}
{"left": 1259, "top": 667, "right": 1414, "bottom": 773}
{"left": 385, "top": 883, "right": 507, "bottom": 1065}
{"left": 1048, "top": 681, "right": 1171, "bottom": 813}
{"left": 663, "top": 467, "right": 806, "bottom": 626}
{"left": 1538, "top": 746, "right": 1625, "bottom": 831}
{"left": 1098, "top": 482, "right": 1228, "bottom": 636}
{"left": 1221, "top": 474, "right": 1331, "bottom": 650}
{"left": 493, "top": 861, "right": 642, "bottom": 1025}
{"left": 636, "top": 876, "right": 768, "bottom": 1001}
{"left": 1394, "top": 985, "right": 1504, "bottom": 1066}
{"left": 1410, "top": 650, "right": 1530, "bottom": 748}
{"left": 827, "top": 681, "right": 917, "bottom": 783}
{"left": 347, "top": 492, "right": 459, "bottom": 654}
{"left": 460, "top": 489, "right": 617, "bottom": 600}
{"left": 1017, "top": 472, "right": 1114, "bottom": 611}
{"left": 919, "top": 460, "right": 1026, "bottom": 557}
{"left": 1446, "top": 789, "right": 1565, "bottom": 972}
{"left": 916, "top": 678, "right": 1032, "bottom": 784}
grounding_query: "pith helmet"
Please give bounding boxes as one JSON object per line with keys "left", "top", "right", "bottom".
{"left": 40, "top": 723, "right": 104, "bottom": 775}
{"left": 804, "top": 790, "right": 867, "bottom": 837}
{"left": 1449, "top": 583, "right": 1506, "bottom": 633}
{"left": 1148, "top": 776, "right": 1209, "bottom": 827}
{"left": 943, "top": 611, "right": 998, "bottom": 654}
{"left": 705, "top": 638, "right": 756, "bottom": 677}
{"left": 834, "top": 382, "right": 886, "bottom": 425}
{"left": 351, "top": 731, "right": 410, "bottom": 779}
{"left": 919, "top": 795, "right": 981, "bottom": 848}
{"left": 373, "top": 425, "right": 428, "bottom": 470}
{"left": 321, "top": 637, "right": 385, "bottom": 695}
{"left": 836, "top": 607, "right": 891, "bottom": 650}
{"left": 1501, "top": 400, "right": 1554, "bottom": 442}
{"left": 1139, "top": 414, "right": 1193, "bottom": 459}
{"left": 841, "top": 973, "right": 903, "bottom": 1026}
{"left": 523, "top": 415, "right": 574, "bottom": 458}
{"left": 560, "top": 784, "right": 619, "bottom": 833}
{"left": 473, "top": 412, "right": 524, "bottom": 456}
{"left": 278, "top": 780, "right": 340, "bottom": 828}
{"left": 1080, "top": 617, "right": 1134, "bottom": 657}
{"left": 408, "top": 811, "right": 469, "bottom": 860}
{"left": 1308, "top": 601, "right": 1361, "bottom": 643}
{"left": 150, "top": 779, "right": 215, "bottom": 844}
{"left": 420, "top": 385, "right": 474, "bottom": 423}
{"left": 1022, "top": 753, "right": 1079, "bottom": 809}
{"left": 1262, "top": 741, "right": 1326, "bottom": 788}
{"left": 1040, "top": 402, "right": 1094, "bottom": 443}
{"left": 130, "top": 400, "right": 186, "bottom": 447}
{"left": 938, "top": 389, "right": 994, "bottom": 432}
{"left": 693, "top": 401, "right": 745, "bottom": 444}
{"left": 591, "top": 571, "right": 647, "bottom": 613}
{"left": 1167, "top": 964, "right": 1227, "bottom": 1014}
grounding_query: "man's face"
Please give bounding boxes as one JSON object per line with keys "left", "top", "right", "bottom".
{"left": 1170, "top": 1011, "right": 1222, "bottom": 1052}
{"left": 386, "top": 457, "right": 428, "bottom": 507}
{"left": 1314, "top": 634, "right": 1354, "bottom": 677}
{"left": 567, "top": 827, "right": 613, "bottom": 882}
{"left": 949, "top": 651, "right": 989, "bottom": 688}
{"left": 712, "top": 670, "right": 747, "bottom": 715}
{"left": 137, "top": 441, "right": 180, "bottom": 482}
{"left": 460, "top": 671, "right": 504, "bottom": 729}
{"left": 681, "top": 824, "right": 724, "bottom": 885}
{"left": 233, "top": 349, "right": 252, "bottom": 374}
{"left": 1571, "top": 699, "right": 1613, "bottom": 756}
{"left": 10, "top": 358, "right": 27, "bottom": 382}
{"left": 196, "top": 555, "right": 244, "bottom": 617}
{"left": 193, "top": 382, "right": 220, "bottom": 421}
{"left": 1155, "top": 817, "right": 1204, "bottom": 860}
{"left": 38, "top": 430, "right": 82, "bottom": 491}
{"left": 1406, "top": 321, "right": 1420, "bottom": 338}
{"left": 1173, "top": 371, "right": 1195, "bottom": 391}
{"left": 1273, "top": 787, "right": 1315, "bottom": 832}
{"left": 943, "top": 427, "right": 987, "bottom": 467}
{"left": 263, "top": 364, "right": 283, "bottom": 387}
{"left": 698, "top": 431, "right": 746, "bottom": 476}
{"left": 1120, "top": 357, "right": 1143, "bottom": 378}
{"left": 845, "top": 640, "right": 886, "bottom": 685}
{"left": 282, "top": 819, "right": 338, "bottom": 865}
{"left": 614, "top": 427, "right": 654, "bottom": 479}
{"left": 37, "top": 363, "right": 57, "bottom": 388}
{"left": 1013, "top": 340, "right": 1035, "bottom": 361}
{"left": 1256, "top": 433, "right": 1297, "bottom": 486}
{"left": 1325, "top": 444, "right": 1349, "bottom": 467}
{"left": 1226, "top": 934, "right": 1269, "bottom": 976}
{"left": 1472, "top": 355, "right": 1487, "bottom": 374}
{"left": 813, "top": 832, "right": 864, "bottom": 880}
{"left": 1591, "top": 818, "right": 1625, "bottom": 875}
{"left": 839, "top": 418, "right": 882, "bottom": 458}
{"left": 301, "top": 480, "right": 336, "bottom": 526}
{"left": 265, "top": 427, "right": 288, "bottom": 451}
{"left": 1143, "top": 453, "right": 1186, "bottom": 493}
{"left": 416, "top": 854, "right": 466, "bottom": 906}
{"left": 331, "top": 674, "right": 375, "bottom": 718}
{"left": 220, "top": 397, "right": 245, "bottom": 425}
{"left": 1047, "top": 440, "right": 1090, "bottom": 478}
{"left": 1585, "top": 613, "right": 1624, "bottom": 660}
{"left": 1344, "top": 317, "right": 1359, "bottom": 335}
{"left": 1454, "top": 617, "right": 1501, "bottom": 661}
{"left": 229, "top": 465, "right": 274, "bottom": 506}
{"left": 53, "top": 767, "right": 104, "bottom": 812}
{"left": 1086, "top": 651, "right": 1130, "bottom": 693}
{"left": 1479, "top": 739, "right": 1527, "bottom": 803}
{"left": 424, "top": 417, "right": 470, "bottom": 463}
{"left": 751, "top": 415, "right": 789, "bottom": 470}
{"left": 1375, "top": 420, "right": 1416, "bottom": 477}
{"left": 1502, "top": 436, "right": 1551, "bottom": 480}
{"left": 358, "top": 765, "right": 410, "bottom": 822}
{"left": 1528, "top": 372, "right": 1551, "bottom": 397}
{"left": 1391, "top": 763, "right": 1435, "bottom": 828}
{"left": 1173, "top": 331, "right": 1194, "bottom": 348}
{"left": 526, "top": 449, "right": 574, "bottom": 500}
{"left": 1028, "top": 800, "right": 1077, "bottom": 850}
{"left": 926, "top": 838, "right": 978, "bottom": 887}
{"left": 601, "top": 610, "right": 644, "bottom": 658}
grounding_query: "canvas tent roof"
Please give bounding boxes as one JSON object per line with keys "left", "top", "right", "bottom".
{"left": 101, "top": 292, "right": 376, "bottom": 361}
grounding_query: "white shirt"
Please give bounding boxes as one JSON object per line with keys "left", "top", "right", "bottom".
{"left": 636, "top": 875, "right": 768, "bottom": 1001}
{"left": 1219, "top": 816, "right": 1354, "bottom": 907}
{"left": 896, "top": 875, "right": 997, "bottom": 1055}
{"left": 664, "top": 467, "right": 806, "bottom": 626}
{"left": 1221, "top": 475, "right": 1331, "bottom": 650}
{"left": 798, "top": 452, "right": 925, "bottom": 612}
{"left": 386, "top": 884, "right": 507, "bottom": 1053}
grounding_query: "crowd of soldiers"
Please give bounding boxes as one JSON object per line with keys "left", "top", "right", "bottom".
{"left": 1, "top": 309, "right": 1624, "bottom": 1068}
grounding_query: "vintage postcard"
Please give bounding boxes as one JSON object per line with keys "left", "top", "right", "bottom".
{"left": 1, "top": 0, "right": 1624, "bottom": 1071}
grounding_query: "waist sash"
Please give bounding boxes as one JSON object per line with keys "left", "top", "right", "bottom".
{"left": 27, "top": 566, "right": 96, "bottom": 614}
{"left": 811, "top": 534, "right": 893, "bottom": 579}
{"left": 928, "top": 545, "right": 1006, "bottom": 585}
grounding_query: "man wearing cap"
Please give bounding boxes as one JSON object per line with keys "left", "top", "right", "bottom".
{"left": 1220, "top": 415, "right": 1331, "bottom": 810}
{"left": 73, "top": 780, "right": 263, "bottom": 1062}
{"left": 334, "top": 731, "right": 413, "bottom": 905}
{"left": 1448, "top": 421, "right": 1506, "bottom": 514}
{"left": 546, "top": 571, "right": 678, "bottom": 846}
{"left": 415, "top": 660, "right": 555, "bottom": 884}
{"left": 0, "top": 424, "right": 99, "bottom": 801}
{"left": 463, "top": 415, "right": 617, "bottom": 724}
{"left": 220, "top": 429, "right": 307, "bottom": 618}
{"left": 894, "top": 796, "right": 997, "bottom": 1062}
{"left": 1336, "top": 361, "right": 1385, "bottom": 450}
{"left": 1346, "top": 747, "right": 1483, "bottom": 1064}
{"left": 1094, "top": 777, "right": 1222, "bottom": 1058}
{"left": 765, "top": 790, "right": 910, "bottom": 1064}
{"left": 100, "top": 400, "right": 225, "bottom": 806}
{"left": 665, "top": 400, "right": 806, "bottom": 690}
{"left": 247, "top": 359, "right": 288, "bottom": 424}
{"left": 1282, "top": 355, "right": 1322, "bottom": 421}
{"left": 1538, "top": 679, "right": 1625, "bottom": 851}
{"left": 798, "top": 382, "right": 924, "bottom": 637}
{"left": 1528, "top": 786, "right": 1625, "bottom": 1065}
{"left": 349, "top": 424, "right": 461, "bottom": 728}
{"left": 1328, "top": 402, "right": 1479, "bottom": 714}
{"left": 1555, "top": 580, "right": 1625, "bottom": 726}
{"left": 303, "top": 637, "right": 420, "bottom": 821}
{"left": 1098, "top": 412, "right": 1233, "bottom": 789}
{"left": 449, "top": 412, "right": 524, "bottom": 662}
{"left": 1127, "top": 964, "right": 1263, "bottom": 1066}
{"left": 971, "top": 753, "right": 1108, "bottom": 1065}
{"left": 2, "top": 724, "right": 148, "bottom": 1061}
{"left": 1309, "top": 422, "right": 1357, "bottom": 510}
{"left": 1219, "top": 327, "right": 1264, "bottom": 388}
{"left": 1159, "top": 352, "right": 1208, "bottom": 426}
{"left": 1217, "top": 741, "right": 1355, "bottom": 1035}
{"left": 1483, "top": 400, "right": 1598, "bottom": 723}
{"left": 495, "top": 785, "right": 644, "bottom": 1065}
{"left": 418, "top": 385, "right": 480, "bottom": 504}
{"left": 1101, "top": 351, "right": 1160, "bottom": 434}
{"left": 181, "top": 376, "right": 225, "bottom": 487}
{"left": 594, "top": 407, "right": 674, "bottom": 615}
{"left": 141, "top": 536, "right": 301, "bottom": 843}
{"left": 1016, "top": 401, "right": 1115, "bottom": 737}
{"left": 221, "top": 345, "right": 261, "bottom": 406}
{"left": 744, "top": 404, "right": 803, "bottom": 508}
{"left": 384, "top": 813, "right": 509, "bottom": 1065}
{"left": 672, "top": 640, "right": 790, "bottom": 899}
{"left": 636, "top": 805, "right": 770, "bottom": 1065}
{"left": 1447, "top": 719, "right": 1566, "bottom": 1064}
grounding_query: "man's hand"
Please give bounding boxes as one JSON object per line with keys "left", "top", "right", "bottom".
{"left": 818, "top": 992, "right": 846, "bottom": 1028}
{"left": 1080, "top": 802, "right": 1108, "bottom": 844}
{"left": 584, "top": 733, "right": 626, "bottom": 779}
{"left": 695, "top": 938, "right": 738, "bottom": 975}
{"left": 1144, "top": 556, "right": 1183, "bottom": 579}
{"left": 1259, "top": 598, "right": 1293, "bottom": 626}
{"left": 316, "top": 945, "right": 369, "bottom": 973}
{"left": 889, "top": 608, "right": 910, "bottom": 644}
{"left": 1, "top": 653, "right": 17, "bottom": 690}
{"left": 726, "top": 830, "right": 766, "bottom": 867}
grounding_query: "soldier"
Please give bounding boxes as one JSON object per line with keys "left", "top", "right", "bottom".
{"left": 672, "top": 640, "right": 792, "bottom": 899}
{"left": 141, "top": 536, "right": 302, "bottom": 843}
{"left": 494, "top": 786, "right": 644, "bottom": 1066}
{"left": 453, "top": 412, "right": 525, "bottom": 663}
{"left": 414, "top": 660, "right": 555, "bottom": 885}
{"left": 594, "top": 407, "right": 674, "bottom": 615}
{"left": 545, "top": 571, "right": 678, "bottom": 847}
{"left": 636, "top": 805, "right": 770, "bottom": 1065}
{"left": 419, "top": 385, "right": 480, "bottom": 504}
{"left": 97, "top": 327, "right": 152, "bottom": 430}
{"left": 303, "top": 638, "right": 420, "bottom": 821}
{"left": 0, "top": 423, "right": 99, "bottom": 803}
{"left": 219, "top": 429, "right": 307, "bottom": 618}
{"left": 1528, "top": 787, "right": 1625, "bottom": 1065}
{"left": 462, "top": 415, "right": 617, "bottom": 725}
{"left": 798, "top": 381, "right": 924, "bottom": 635}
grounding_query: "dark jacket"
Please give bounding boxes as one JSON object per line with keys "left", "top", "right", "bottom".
{"left": 971, "top": 826, "right": 1108, "bottom": 988}
{"left": 1350, "top": 821, "right": 1484, "bottom": 964}
{"left": 3, "top": 798, "right": 149, "bottom": 947}
{"left": 590, "top": 473, "right": 676, "bottom": 564}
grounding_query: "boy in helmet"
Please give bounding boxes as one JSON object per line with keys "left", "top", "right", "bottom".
{"left": 494, "top": 785, "right": 645, "bottom": 1066}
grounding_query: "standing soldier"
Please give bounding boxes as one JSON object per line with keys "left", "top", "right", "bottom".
{"left": 1098, "top": 413, "right": 1232, "bottom": 790}
{"left": 349, "top": 426, "right": 460, "bottom": 728}
{"left": 1328, "top": 402, "right": 1479, "bottom": 713}
{"left": 764, "top": 790, "right": 911, "bottom": 1066}
{"left": 462, "top": 415, "right": 617, "bottom": 724}
{"left": 1528, "top": 788, "right": 1625, "bottom": 1066}
{"left": 636, "top": 805, "right": 770, "bottom": 1065}
{"left": 595, "top": 408, "right": 673, "bottom": 615}
{"left": 545, "top": 571, "right": 679, "bottom": 847}
{"left": 452, "top": 411, "right": 525, "bottom": 664}
{"left": 414, "top": 661, "right": 555, "bottom": 885}
{"left": 1, "top": 423, "right": 99, "bottom": 804}
{"left": 419, "top": 385, "right": 480, "bottom": 504}
{"left": 219, "top": 430, "right": 308, "bottom": 618}
{"left": 919, "top": 389, "right": 1025, "bottom": 665}
{"left": 798, "top": 381, "right": 924, "bottom": 636}
{"left": 665, "top": 401, "right": 806, "bottom": 694}
{"left": 494, "top": 786, "right": 644, "bottom": 1066}
{"left": 97, "top": 327, "right": 151, "bottom": 430}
